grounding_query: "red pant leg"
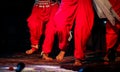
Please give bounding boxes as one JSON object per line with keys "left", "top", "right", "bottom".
{"left": 106, "top": 0, "right": 120, "bottom": 51}
{"left": 106, "top": 22, "right": 118, "bottom": 51}
{"left": 42, "top": 3, "right": 59, "bottom": 54}
{"left": 54, "top": 0, "right": 78, "bottom": 50}
{"left": 27, "top": 4, "right": 51, "bottom": 45}
{"left": 74, "top": 0, "right": 94, "bottom": 59}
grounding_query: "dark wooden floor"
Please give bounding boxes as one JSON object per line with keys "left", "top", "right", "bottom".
{"left": 0, "top": 51, "right": 120, "bottom": 72}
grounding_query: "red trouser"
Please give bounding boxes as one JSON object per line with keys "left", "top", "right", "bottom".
{"left": 106, "top": 0, "right": 120, "bottom": 51}
{"left": 54, "top": 0, "right": 94, "bottom": 59}
{"left": 42, "top": 3, "right": 59, "bottom": 54}
{"left": 27, "top": 2, "right": 59, "bottom": 49}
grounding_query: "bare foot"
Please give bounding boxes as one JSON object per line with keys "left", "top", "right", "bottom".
{"left": 73, "top": 59, "right": 82, "bottom": 66}
{"left": 104, "top": 55, "right": 109, "bottom": 61}
{"left": 42, "top": 53, "right": 53, "bottom": 61}
{"left": 26, "top": 45, "right": 39, "bottom": 55}
{"left": 26, "top": 48, "right": 37, "bottom": 55}
{"left": 56, "top": 51, "right": 65, "bottom": 62}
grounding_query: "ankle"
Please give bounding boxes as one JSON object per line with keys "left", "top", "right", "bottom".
{"left": 31, "top": 44, "right": 39, "bottom": 49}
{"left": 41, "top": 51, "right": 49, "bottom": 57}
{"left": 60, "top": 50, "right": 65, "bottom": 55}
{"left": 31, "top": 47, "right": 38, "bottom": 51}
{"left": 74, "top": 59, "right": 82, "bottom": 66}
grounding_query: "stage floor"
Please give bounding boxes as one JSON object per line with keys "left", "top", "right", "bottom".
{"left": 0, "top": 52, "right": 120, "bottom": 72}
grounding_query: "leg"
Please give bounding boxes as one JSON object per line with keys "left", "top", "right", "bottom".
{"left": 26, "top": 6, "right": 45, "bottom": 54}
{"left": 74, "top": 59, "right": 82, "bottom": 66}
{"left": 42, "top": 3, "right": 59, "bottom": 61}
{"left": 104, "top": 0, "right": 120, "bottom": 62}
{"left": 54, "top": 0, "right": 78, "bottom": 62}
{"left": 26, "top": 20, "right": 44, "bottom": 54}
{"left": 56, "top": 31, "right": 73, "bottom": 62}
{"left": 26, "top": 45, "right": 39, "bottom": 54}
{"left": 41, "top": 51, "right": 53, "bottom": 61}
{"left": 104, "top": 22, "right": 119, "bottom": 62}
{"left": 74, "top": 0, "right": 94, "bottom": 66}
{"left": 56, "top": 50, "right": 66, "bottom": 62}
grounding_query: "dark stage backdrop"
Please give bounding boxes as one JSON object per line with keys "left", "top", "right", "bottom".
{"left": 1, "top": 0, "right": 35, "bottom": 56}
{"left": 1, "top": 0, "right": 106, "bottom": 57}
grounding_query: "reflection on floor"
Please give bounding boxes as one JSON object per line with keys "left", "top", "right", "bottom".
{"left": 0, "top": 51, "right": 120, "bottom": 72}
